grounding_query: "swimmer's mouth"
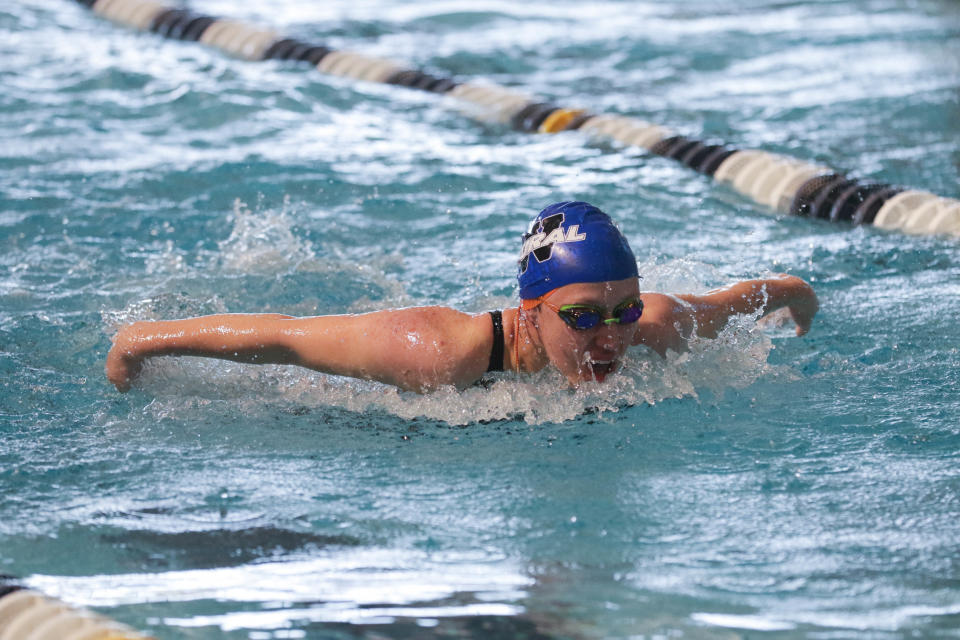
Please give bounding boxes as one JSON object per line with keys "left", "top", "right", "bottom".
{"left": 586, "top": 359, "right": 617, "bottom": 382}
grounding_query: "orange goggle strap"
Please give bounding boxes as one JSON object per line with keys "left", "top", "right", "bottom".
{"left": 515, "top": 290, "right": 557, "bottom": 372}
{"left": 520, "top": 289, "right": 556, "bottom": 311}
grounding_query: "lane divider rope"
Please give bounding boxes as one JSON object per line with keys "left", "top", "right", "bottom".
{"left": 0, "top": 585, "right": 154, "bottom": 640}
{"left": 74, "top": 0, "right": 960, "bottom": 238}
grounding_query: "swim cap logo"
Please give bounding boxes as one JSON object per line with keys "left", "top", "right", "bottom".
{"left": 518, "top": 213, "right": 587, "bottom": 273}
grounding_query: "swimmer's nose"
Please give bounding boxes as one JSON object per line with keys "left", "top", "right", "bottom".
{"left": 593, "top": 324, "right": 624, "bottom": 354}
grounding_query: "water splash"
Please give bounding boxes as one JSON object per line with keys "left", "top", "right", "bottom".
{"left": 218, "top": 198, "right": 315, "bottom": 274}
{"left": 101, "top": 292, "right": 228, "bottom": 335}
{"left": 124, "top": 259, "right": 794, "bottom": 426}
{"left": 217, "top": 198, "right": 415, "bottom": 308}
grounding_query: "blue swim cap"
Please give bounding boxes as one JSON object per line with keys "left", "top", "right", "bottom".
{"left": 517, "top": 201, "right": 639, "bottom": 299}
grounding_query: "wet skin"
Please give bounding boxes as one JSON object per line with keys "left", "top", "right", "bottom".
{"left": 106, "top": 275, "right": 816, "bottom": 393}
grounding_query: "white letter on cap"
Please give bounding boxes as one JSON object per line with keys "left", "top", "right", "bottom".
{"left": 565, "top": 225, "right": 586, "bottom": 242}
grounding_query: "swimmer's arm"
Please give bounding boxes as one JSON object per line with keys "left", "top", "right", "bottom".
{"left": 106, "top": 314, "right": 296, "bottom": 392}
{"left": 106, "top": 309, "right": 493, "bottom": 393}
{"left": 280, "top": 308, "right": 492, "bottom": 392}
{"left": 676, "top": 274, "right": 819, "bottom": 338}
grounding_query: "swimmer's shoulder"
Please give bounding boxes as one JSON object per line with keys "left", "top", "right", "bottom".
{"left": 638, "top": 292, "right": 693, "bottom": 321}
{"left": 635, "top": 293, "right": 695, "bottom": 355}
{"left": 432, "top": 308, "right": 503, "bottom": 386}
{"left": 396, "top": 307, "right": 493, "bottom": 348}
{"left": 369, "top": 307, "right": 499, "bottom": 389}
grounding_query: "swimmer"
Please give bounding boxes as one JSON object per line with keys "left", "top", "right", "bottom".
{"left": 106, "top": 201, "right": 818, "bottom": 393}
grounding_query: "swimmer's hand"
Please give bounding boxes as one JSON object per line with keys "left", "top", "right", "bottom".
{"left": 106, "top": 325, "right": 144, "bottom": 392}
{"left": 783, "top": 276, "right": 819, "bottom": 336}
{"left": 755, "top": 274, "right": 818, "bottom": 336}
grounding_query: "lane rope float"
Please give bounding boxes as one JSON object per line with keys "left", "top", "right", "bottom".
{"left": 72, "top": 0, "right": 960, "bottom": 238}
{"left": 0, "top": 582, "right": 154, "bottom": 640}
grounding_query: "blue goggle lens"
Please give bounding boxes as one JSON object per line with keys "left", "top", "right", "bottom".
{"left": 557, "top": 300, "right": 643, "bottom": 331}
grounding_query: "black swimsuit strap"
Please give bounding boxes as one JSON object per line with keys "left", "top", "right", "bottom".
{"left": 487, "top": 310, "right": 505, "bottom": 372}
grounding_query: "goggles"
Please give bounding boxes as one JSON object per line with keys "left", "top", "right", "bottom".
{"left": 543, "top": 298, "right": 644, "bottom": 331}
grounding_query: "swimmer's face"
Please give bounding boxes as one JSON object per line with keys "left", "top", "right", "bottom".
{"left": 531, "top": 277, "right": 641, "bottom": 386}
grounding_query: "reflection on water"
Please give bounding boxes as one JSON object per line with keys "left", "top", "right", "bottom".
{"left": 29, "top": 550, "right": 533, "bottom": 635}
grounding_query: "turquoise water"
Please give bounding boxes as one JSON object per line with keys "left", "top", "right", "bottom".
{"left": 2, "top": 0, "right": 960, "bottom": 637}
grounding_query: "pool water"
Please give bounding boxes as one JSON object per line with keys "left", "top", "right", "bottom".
{"left": 2, "top": 0, "right": 960, "bottom": 638}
